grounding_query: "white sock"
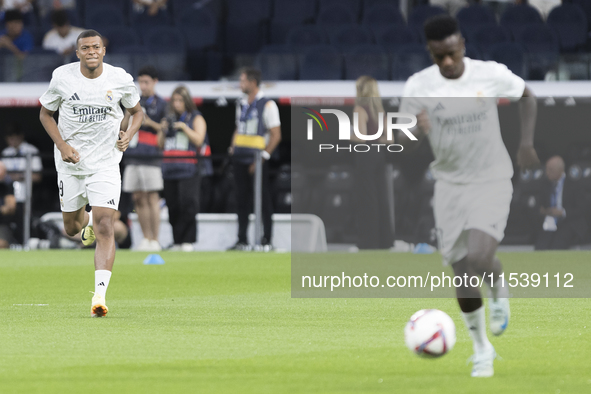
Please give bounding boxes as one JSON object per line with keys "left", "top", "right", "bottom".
{"left": 462, "top": 306, "right": 492, "bottom": 353}
{"left": 94, "top": 270, "right": 111, "bottom": 298}
{"left": 489, "top": 277, "right": 509, "bottom": 300}
{"left": 87, "top": 210, "right": 93, "bottom": 227}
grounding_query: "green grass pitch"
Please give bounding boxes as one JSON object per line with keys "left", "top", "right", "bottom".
{"left": 0, "top": 250, "right": 590, "bottom": 393}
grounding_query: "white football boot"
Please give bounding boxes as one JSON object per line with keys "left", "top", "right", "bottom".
{"left": 489, "top": 297, "right": 510, "bottom": 336}
{"left": 469, "top": 346, "right": 496, "bottom": 378}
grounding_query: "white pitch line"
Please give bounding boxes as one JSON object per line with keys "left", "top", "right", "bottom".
{"left": 12, "top": 304, "right": 49, "bottom": 306}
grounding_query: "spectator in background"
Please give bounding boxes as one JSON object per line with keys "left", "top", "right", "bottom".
{"left": 122, "top": 66, "right": 167, "bottom": 252}
{"left": 132, "top": 0, "right": 168, "bottom": 17}
{"left": 228, "top": 68, "right": 281, "bottom": 251}
{"left": 1, "top": 0, "right": 34, "bottom": 25}
{"left": 0, "top": 9, "right": 32, "bottom": 60}
{"left": 159, "top": 86, "right": 211, "bottom": 252}
{"left": 0, "top": 162, "right": 17, "bottom": 248}
{"left": 352, "top": 76, "right": 394, "bottom": 249}
{"left": 2, "top": 123, "right": 42, "bottom": 244}
{"left": 42, "top": 9, "right": 84, "bottom": 59}
{"left": 535, "top": 156, "right": 589, "bottom": 250}
{"left": 430, "top": 0, "right": 467, "bottom": 16}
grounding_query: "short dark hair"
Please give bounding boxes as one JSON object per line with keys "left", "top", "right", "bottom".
{"left": 76, "top": 29, "right": 103, "bottom": 47}
{"left": 138, "top": 66, "right": 159, "bottom": 80}
{"left": 51, "top": 10, "right": 70, "bottom": 27}
{"left": 424, "top": 15, "right": 460, "bottom": 41}
{"left": 241, "top": 67, "right": 262, "bottom": 86}
{"left": 4, "top": 9, "right": 24, "bottom": 23}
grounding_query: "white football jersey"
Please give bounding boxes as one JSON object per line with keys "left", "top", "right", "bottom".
{"left": 40, "top": 62, "right": 140, "bottom": 175}
{"left": 399, "top": 57, "right": 526, "bottom": 184}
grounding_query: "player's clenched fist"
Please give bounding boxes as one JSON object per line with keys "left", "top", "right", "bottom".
{"left": 57, "top": 142, "right": 80, "bottom": 163}
{"left": 516, "top": 145, "right": 540, "bottom": 170}
{"left": 117, "top": 130, "right": 130, "bottom": 152}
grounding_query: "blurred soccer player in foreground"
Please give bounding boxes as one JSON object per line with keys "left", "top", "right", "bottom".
{"left": 399, "top": 16, "right": 539, "bottom": 377}
{"left": 39, "top": 30, "right": 143, "bottom": 317}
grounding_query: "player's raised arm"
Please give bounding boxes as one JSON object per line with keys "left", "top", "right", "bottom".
{"left": 39, "top": 106, "right": 80, "bottom": 163}
{"left": 517, "top": 86, "right": 540, "bottom": 170}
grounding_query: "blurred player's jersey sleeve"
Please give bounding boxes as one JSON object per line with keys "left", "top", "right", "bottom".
{"left": 39, "top": 72, "right": 63, "bottom": 111}
{"left": 120, "top": 73, "right": 141, "bottom": 109}
{"left": 490, "top": 62, "right": 525, "bottom": 100}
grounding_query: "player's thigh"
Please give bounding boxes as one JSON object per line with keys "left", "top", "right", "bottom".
{"left": 434, "top": 181, "right": 469, "bottom": 266}
{"left": 85, "top": 167, "right": 121, "bottom": 210}
{"left": 465, "top": 180, "right": 512, "bottom": 243}
{"left": 57, "top": 172, "right": 88, "bottom": 212}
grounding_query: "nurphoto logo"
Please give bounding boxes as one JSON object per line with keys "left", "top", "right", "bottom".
{"left": 304, "top": 108, "right": 417, "bottom": 153}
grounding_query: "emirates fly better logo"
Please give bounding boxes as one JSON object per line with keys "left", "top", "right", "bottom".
{"left": 304, "top": 108, "right": 417, "bottom": 153}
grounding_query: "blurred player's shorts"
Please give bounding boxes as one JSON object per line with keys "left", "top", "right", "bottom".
{"left": 434, "top": 179, "right": 513, "bottom": 266}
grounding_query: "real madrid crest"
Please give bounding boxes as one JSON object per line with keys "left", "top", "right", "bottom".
{"left": 105, "top": 90, "right": 113, "bottom": 102}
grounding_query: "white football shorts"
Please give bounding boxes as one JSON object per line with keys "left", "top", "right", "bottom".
{"left": 434, "top": 179, "right": 513, "bottom": 266}
{"left": 57, "top": 166, "right": 121, "bottom": 212}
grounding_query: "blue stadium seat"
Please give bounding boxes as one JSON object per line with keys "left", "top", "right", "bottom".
{"left": 270, "top": 0, "right": 317, "bottom": 44}
{"left": 571, "top": 0, "right": 591, "bottom": 31}
{"left": 84, "top": 0, "right": 127, "bottom": 26}
{"left": 142, "top": 26, "right": 186, "bottom": 52}
{"left": 103, "top": 53, "right": 135, "bottom": 75}
{"left": 2, "top": 51, "right": 64, "bottom": 82}
{"left": 130, "top": 7, "right": 171, "bottom": 27}
{"left": 317, "top": 4, "right": 356, "bottom": 27}
{"left": 101, "top": 27, "right": 141, "bottom": 54}
{"left": 299, "top": 45, "right": 342, "bottom": 80}
{"left": 468, "top": 25, "right": 510, "bottom": 57}
{"left": 374, "top": 26, "right": 420, "bottom": 53}
{"left": 133, "top": 52, "right": 187, "bottom": 80}
{"left": 488, "top": 42, "right": 527, "bottom": 79}
{"left": 515, "top": 24, "right": 559, "bottom": 80}
{"left": 85, "top": 5, "right": 127, "bottom": 29}
{"left": 362, "top": 0, "right": 400, "bottom": 15}
{"left": 329, "top": 26, "right": 374, "bottom": 52}
{"left": 254, "top": 52, "right": 298, "bottom": 80}
{"left": 390, "top": 43, "right": 431, "bottom": 80}
{"left": 344, "top": 45, "right": 389, "bottom": 80}
{"left": 464, "top": 43, "right": 482, "bottom": 60}
{"left": 225, "top": 23, "right": 266, "bottom": 54}
{"left": 176, "top": 8, "right": 218, "bottom": 50}
{"left": 226, "top": 0, "right": 272, "bottom": 24}
{"left": 273, "top": 0, "right": 316, "bottom": 23}
{"left": 456, "top": 4, "right": 496, "bottom": 38}
{"left": 547, "top": 3, "right": 588, "bottom": 52}
{"left": 172, "top": 0, "right": 224, "bottom": 21}
{"left": 362, "top": 4, "right": 405, "bottom": 27}
{"left": 319, "top": 0, "right": 361, "bottom": 16}
{"left": 499, "top": 4, "right": 543, "bottom": 39}
{"left": 408, "top": 5, "right": 446, "bottom": 30}
{"left": 286, "top": 26, "right": 328, "bottom": 52}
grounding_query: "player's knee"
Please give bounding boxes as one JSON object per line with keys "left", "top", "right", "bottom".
{"left": 94, "top": 217, "right": 115, "bottom": 238}
{"left": 465, "top": 250, "right": 493, "bottom": 272}
{"left": 63, "top": 220, "right": 81, "bottom": 237}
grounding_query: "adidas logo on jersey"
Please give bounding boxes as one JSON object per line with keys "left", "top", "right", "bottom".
{"left": 434, "top": 102, "right": 445, "bottom": 111}
{"left": 69, "top": 93, "right": 81, "bottom": 101}
{"left": 98, "top": 282, "right": 105, "bottom": 286}
{"left": 106, "top": 199, "right": 115, "bottom": 206}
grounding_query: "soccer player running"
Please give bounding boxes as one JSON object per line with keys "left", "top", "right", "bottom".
{"left": 399, "top": 16, "right": 539, "bottom": 377}
{"left": 39, "top": 30, "right": 143, "bottom": 317}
